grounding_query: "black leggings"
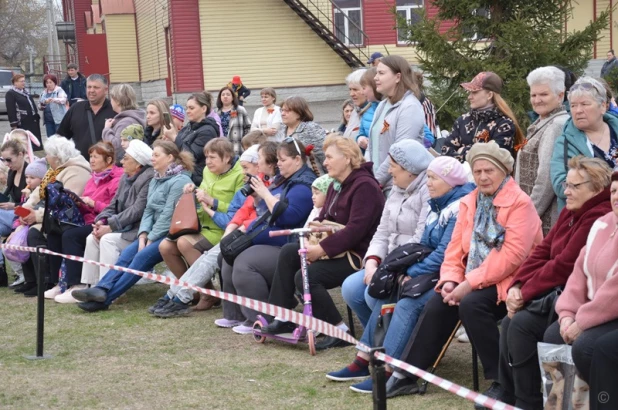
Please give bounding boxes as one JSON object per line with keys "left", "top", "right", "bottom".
{"left": 544, "top": 318, "right": 618, "bottom": 384}
{"left": 399, "top": 286, "right": 507, "bottom": 382}
{"left": 499, "top": 310, "right": 553, "bottom": 410}
{"left": 268, "top": 242, "right": 360, "bottom": 325}
{"left": 589, "top": 329, "right": 618, "bottom": 410}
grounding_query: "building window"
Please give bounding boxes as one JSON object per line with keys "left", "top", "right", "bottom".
{"left": 463, "top": 8, "right": 490, "bottom": 40}
{"left": 396, "top": 0, "right": 424, "bottom": 44}
{"left": 334, "top": 0, "right": 363, "bottom": 46}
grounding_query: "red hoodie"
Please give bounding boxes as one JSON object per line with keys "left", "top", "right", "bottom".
{"left": 511, "top": 188, "right": 611, "bottom": 302}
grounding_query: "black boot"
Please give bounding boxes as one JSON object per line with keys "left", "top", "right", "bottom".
{"left": 0, "top": 264, "right": 7, "bottom": 287}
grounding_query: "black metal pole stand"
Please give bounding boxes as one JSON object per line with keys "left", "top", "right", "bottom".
{"left": 25, "top": 246, "right": 51, "bottom": 360}
{"left": 370, "top": 347, "right": 387, "bottom": 410}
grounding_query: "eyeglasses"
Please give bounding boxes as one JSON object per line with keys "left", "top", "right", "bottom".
{"left": 569, "top": 82, "right": 603, "bottom": 97}
{"left": 561, "top": 180, "right": 591, "bottom": 191}
{"left": 284, "top": 137, "right": 301, "bottom": 156}
{"left": 0, "top": 157, "right": 13, "bottom": 164}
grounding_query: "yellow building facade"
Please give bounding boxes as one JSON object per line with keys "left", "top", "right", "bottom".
{"left": 68, "top": 0, "right": 618, "bottom": 100}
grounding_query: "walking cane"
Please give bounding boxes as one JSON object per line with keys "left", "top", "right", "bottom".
{"left": 418, "top": 320, "right": 461, "bottom": 395}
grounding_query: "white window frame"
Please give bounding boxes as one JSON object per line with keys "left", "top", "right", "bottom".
{"left": 334, "top": 6, "right": 364, "bottom": 46}
{"left": 465, "top": 8, "right": 491, "bottom": 41}
{"left": 396, "top": 0, "right": 424, "bottom": 45}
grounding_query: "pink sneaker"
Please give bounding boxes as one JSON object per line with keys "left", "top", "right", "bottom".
{"left": 214, "top": 318, "right": 243, "bottom": 328}
{"left": 232, "top": 322, "right": 254, "bottom": 335}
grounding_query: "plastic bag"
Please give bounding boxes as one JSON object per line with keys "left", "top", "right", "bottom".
{"left": 538, "top": 342, "right": 590, "bottom": 410}
{"left": 4, "top": 226, "right": 30, "bottom": 264}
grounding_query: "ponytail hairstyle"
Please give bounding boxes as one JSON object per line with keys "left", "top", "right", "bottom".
{"left": 152, "top": 140, "right": 195, "bottom": 173}
{"left": 305, "top": 143, "right": 321, "bottom": 176}
{"left": 492, "top": 94, "right": 525, "bottom": 148}
{"left": 188, "top": 92, "right": 212, "bottom": 117}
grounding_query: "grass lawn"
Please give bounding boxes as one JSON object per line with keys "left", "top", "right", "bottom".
{"left": 0, "top": 281, "right": 487, "bottom": 409}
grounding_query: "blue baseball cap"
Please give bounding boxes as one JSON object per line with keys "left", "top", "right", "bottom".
{"left": 367, "top": 52, "right": 384, "bottom": 64}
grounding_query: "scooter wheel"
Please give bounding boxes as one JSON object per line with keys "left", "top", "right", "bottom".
{"left": 307, "top": 330, "right": 316, "bottom": 356}
{"left": 252, "top": 320, "right": 266, "bottom": 343}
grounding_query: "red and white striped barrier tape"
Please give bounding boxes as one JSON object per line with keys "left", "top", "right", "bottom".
{"left": 3, "top": 243, "right": 519, "bottom": 410}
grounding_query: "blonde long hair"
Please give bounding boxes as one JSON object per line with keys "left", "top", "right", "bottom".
{"left": 493, "top": 94, "right": 524, "bottom": 148}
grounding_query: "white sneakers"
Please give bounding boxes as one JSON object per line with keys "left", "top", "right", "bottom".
{"left": 44, "top": 285, "right": 62, "bottom": 299}
{"left": 54, "top": 284, "right": 88, "bottom": 304}
{"left": 456, "top": 326, "right": 470, "bottom": 343}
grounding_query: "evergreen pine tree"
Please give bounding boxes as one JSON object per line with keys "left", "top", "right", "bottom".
{"left": 398, "top": 1, "right": 609, "bottom": 129}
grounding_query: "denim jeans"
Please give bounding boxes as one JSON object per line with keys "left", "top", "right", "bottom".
{"left": 341, "top": 269, "right": 380, "bottom": 328}
{"left": 0, "top": 209, "right": 15, "bottom": 265}
{"left": 359, "top": 289, "right": 434, "bottom": 359}
{"left": 44, "top": 122, "right": 58, "bottom": 138}
{"left": 95, "top": 237, "right": 165, "bottom": 305}
{"left": 168, "top": 243, "right": 221, "bottom": 304}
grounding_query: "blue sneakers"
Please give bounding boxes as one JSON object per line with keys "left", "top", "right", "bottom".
{"left": 326, "top": 365, "right": 370, "bottom": 381}
{"left": 349, "top": 378, "right": 374, "bottom": 394}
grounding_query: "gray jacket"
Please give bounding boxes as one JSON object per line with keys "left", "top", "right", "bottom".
{"left": 96, "top": 166, "right": 154, "bottom": 241}
{"left": 515, "top": 108, "right": 568, "bottom": 235}
{"left": 366, "top": 91, "right": 425, "bottom": 190}
{"left": 101, "top": 109, "right": 146, "bottom": 163}
{"left": 274, "top": 121, "right": 327, "bottom": 174}
{"left": 365, "top": 171, "right": 430, "bottom": 260}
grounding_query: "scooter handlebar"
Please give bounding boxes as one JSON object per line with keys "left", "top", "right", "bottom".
{"left": 268, "top": 226, "right": 337, "bottom": 237}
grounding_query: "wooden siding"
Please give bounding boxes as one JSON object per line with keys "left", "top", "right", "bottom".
{"left": 426, "top": 0, "right": 455, "bottom": 34}
{"left": 169, "top": 0, "right": 204, "bottom": 92}
{"left": 597, "top": 0, "right": 612, "bottom": 56}
{"left": 135, "top": 0, "right": 169, "bottom": 82}
{"left": 567, "top": 1, "right": 595, "bottom": 55}
{"left": 104, "top": 15, "right": 140, "bottom": 82}
{"left": 364, "top": 0, "right": 397, "bottom": 45}
{"left": 199, "top": 0, "right": 352, "bottom": 89}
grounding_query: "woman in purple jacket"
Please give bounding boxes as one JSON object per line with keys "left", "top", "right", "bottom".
{"left": 261, "top": 135, "right": 385, "bottom": 350}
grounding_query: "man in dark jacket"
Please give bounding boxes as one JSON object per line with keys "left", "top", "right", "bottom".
{"left": 61, "top": 63, "right": 87, "bottom": 106}
{"left": 56, "top": 74, "right": 117, "bottom": 159}
{"left": 601, "top": 50, "right": 618, "bottom": 78}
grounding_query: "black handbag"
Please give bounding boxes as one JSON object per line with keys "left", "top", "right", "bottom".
{"left": 398, "top": 272, "right": 440, "bottom": 299}
{"left": 372, "top": 303, "right": 395, "bottom": 348}
{"left": 525, "top": 286, "right": 563, "bottom": 326}
{"left": 367, "top": 243, "right": 434, "bottom": 299}
{"left": 219, "top": 213, "right": 269, "bottom": 266}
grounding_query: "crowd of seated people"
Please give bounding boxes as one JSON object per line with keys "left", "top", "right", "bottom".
{"left": 4, "top": 58, "right": 618, "bottom": 410}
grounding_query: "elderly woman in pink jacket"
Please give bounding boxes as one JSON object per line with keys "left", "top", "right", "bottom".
{"left": 544, "top": 171, "right": 618, "bottom": 388}
{"left": 386, "top": 141, "right": 543, "bottom": 408}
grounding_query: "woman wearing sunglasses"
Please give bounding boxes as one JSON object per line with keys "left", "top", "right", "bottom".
{"left": 215, "top": 138, "right": 315, "bottom": 334}
{"left": 551, "top": 76, "right": 618, "bottom": 212}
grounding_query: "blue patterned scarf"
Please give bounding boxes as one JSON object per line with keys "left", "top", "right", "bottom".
{"left": 154, "top": 163, "right": 184, "bottom": 179}
{"left": 466, "top": 177, "right": 509, "bottom": 274}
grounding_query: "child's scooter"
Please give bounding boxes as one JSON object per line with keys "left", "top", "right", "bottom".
{"left": 252, "top": 226, "right": 335, "bottom": 356}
